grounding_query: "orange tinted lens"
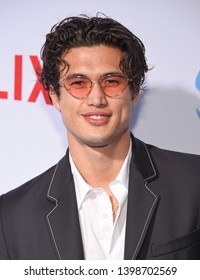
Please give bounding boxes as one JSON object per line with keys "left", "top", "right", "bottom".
{"left": 101, "top": 75, "right": 127, "bottom": 97}
{"left": 65, "top": 77, "right": 91, "bottom": 98}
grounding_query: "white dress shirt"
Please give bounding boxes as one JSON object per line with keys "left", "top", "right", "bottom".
{"left": 69, "top": 142, "right": 132, "bottom": 259}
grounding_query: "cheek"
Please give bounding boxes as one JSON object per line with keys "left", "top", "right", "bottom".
{"left": 121, "top": 103, "right": 133, "bottom": 126}
{"left": 121, "top": 99, "right": 133, "bottom": 116}
{"left": 60, "top": 101, "right": 79, "bottom": 129}
{"left": 112, "top": 101, "right": 132, "bottom": 127}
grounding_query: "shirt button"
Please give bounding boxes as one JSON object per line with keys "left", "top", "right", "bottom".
{"left": 102, "top": 213, "right": 108, "bottom": 219}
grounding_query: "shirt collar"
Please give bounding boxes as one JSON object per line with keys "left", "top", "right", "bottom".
{"left": 69, "top": 154, "right": 91, "bottom": 210}
{"left": 69, "top": 139, "right": 132, "bottom": 210}
{"left": 113, "top": 140, "right": 132, "bottom": 188}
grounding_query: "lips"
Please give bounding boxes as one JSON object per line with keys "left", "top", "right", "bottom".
{"left": 82, "top": 112, "right": 111, "bottom": 126}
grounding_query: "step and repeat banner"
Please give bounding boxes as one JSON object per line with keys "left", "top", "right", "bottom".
{"left": 1, "top": 0, "right": 200, "bottom": 194}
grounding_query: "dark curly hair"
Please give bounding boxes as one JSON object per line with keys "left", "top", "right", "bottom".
{"left": 39, "top": 15, "right": 149, "bottom": 99}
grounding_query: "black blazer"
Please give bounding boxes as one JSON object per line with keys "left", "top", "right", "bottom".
{"left": 0, "top": 136, "right": 200, "bottom": 260}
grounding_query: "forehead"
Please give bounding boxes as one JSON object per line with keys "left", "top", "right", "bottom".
{"left": 61, "top": 45, "right": 123, "bottom": 76}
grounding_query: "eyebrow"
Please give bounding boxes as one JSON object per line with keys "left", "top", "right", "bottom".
{"left": 65, "top": 71, "right": 124, "bottom": 79}
{"left": 65, "top": 73, "right": 86, "bottom": 79}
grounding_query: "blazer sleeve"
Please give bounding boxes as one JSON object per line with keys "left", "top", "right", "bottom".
{"left": 0, "top": 195, "right": 10, "bottom": 259}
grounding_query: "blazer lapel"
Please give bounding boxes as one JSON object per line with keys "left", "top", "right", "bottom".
{"left": 46, "top": 152, "right": 84, "bottom": 260}
{"left": 124, "top": 137, "right": 159, "bottom": 259}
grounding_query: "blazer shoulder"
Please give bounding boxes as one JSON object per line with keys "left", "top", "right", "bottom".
{"left": 145, "top": 143, "right": 200, "bottom": 180}
{"left": 0, "top": 165, "right": 56, "bottom": 214}
{"left": 2, "top": 164, "right": 56, "bottom": 200}
{"left": 0, "top": 154, "right": 68, "bottom": 211}
{"left": 147, "top": 144, "right": 200, "bottom": 163}
{"left": 133, "top": 137, "right": 200, "bottom": 175}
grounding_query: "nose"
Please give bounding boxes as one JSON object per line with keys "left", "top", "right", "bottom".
{"left": 86, "top": 81, "right": 108, "bottom": 107}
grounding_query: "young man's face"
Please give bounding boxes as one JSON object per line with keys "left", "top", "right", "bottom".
{"left": 51, "top": 45, "right": 138, "bottom": 148}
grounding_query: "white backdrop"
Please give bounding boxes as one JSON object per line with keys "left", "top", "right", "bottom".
{"left": 1, "top": 0, "right": 200, "bottom": 194}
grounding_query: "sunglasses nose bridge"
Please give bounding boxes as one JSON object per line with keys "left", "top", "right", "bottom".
{"left": 89, "top": 79, "right": 105, "bottom": 94}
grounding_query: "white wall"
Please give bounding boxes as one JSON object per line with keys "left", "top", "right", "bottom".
{"left": 1, "top": 0, "right": 200, "bottom": 194}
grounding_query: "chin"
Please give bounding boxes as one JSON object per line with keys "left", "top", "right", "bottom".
{"left": 82, "top": 135, "right": 113, "bottom": 148}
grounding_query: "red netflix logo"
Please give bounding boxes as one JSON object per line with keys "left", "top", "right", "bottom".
{"left": 0, "top": 55, "right": 52, "bottom": 105}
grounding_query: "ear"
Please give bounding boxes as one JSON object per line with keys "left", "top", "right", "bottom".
{"left": 49, "top": 86, "right": 61, "bottom": 111}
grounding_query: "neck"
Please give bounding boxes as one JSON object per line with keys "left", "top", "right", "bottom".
{"left": 68, "top": 132, "right": 131, "bottom": 189}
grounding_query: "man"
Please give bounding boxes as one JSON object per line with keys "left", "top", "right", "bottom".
{"left": 0, "top": 15, "right": 200, "bottom": 260}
